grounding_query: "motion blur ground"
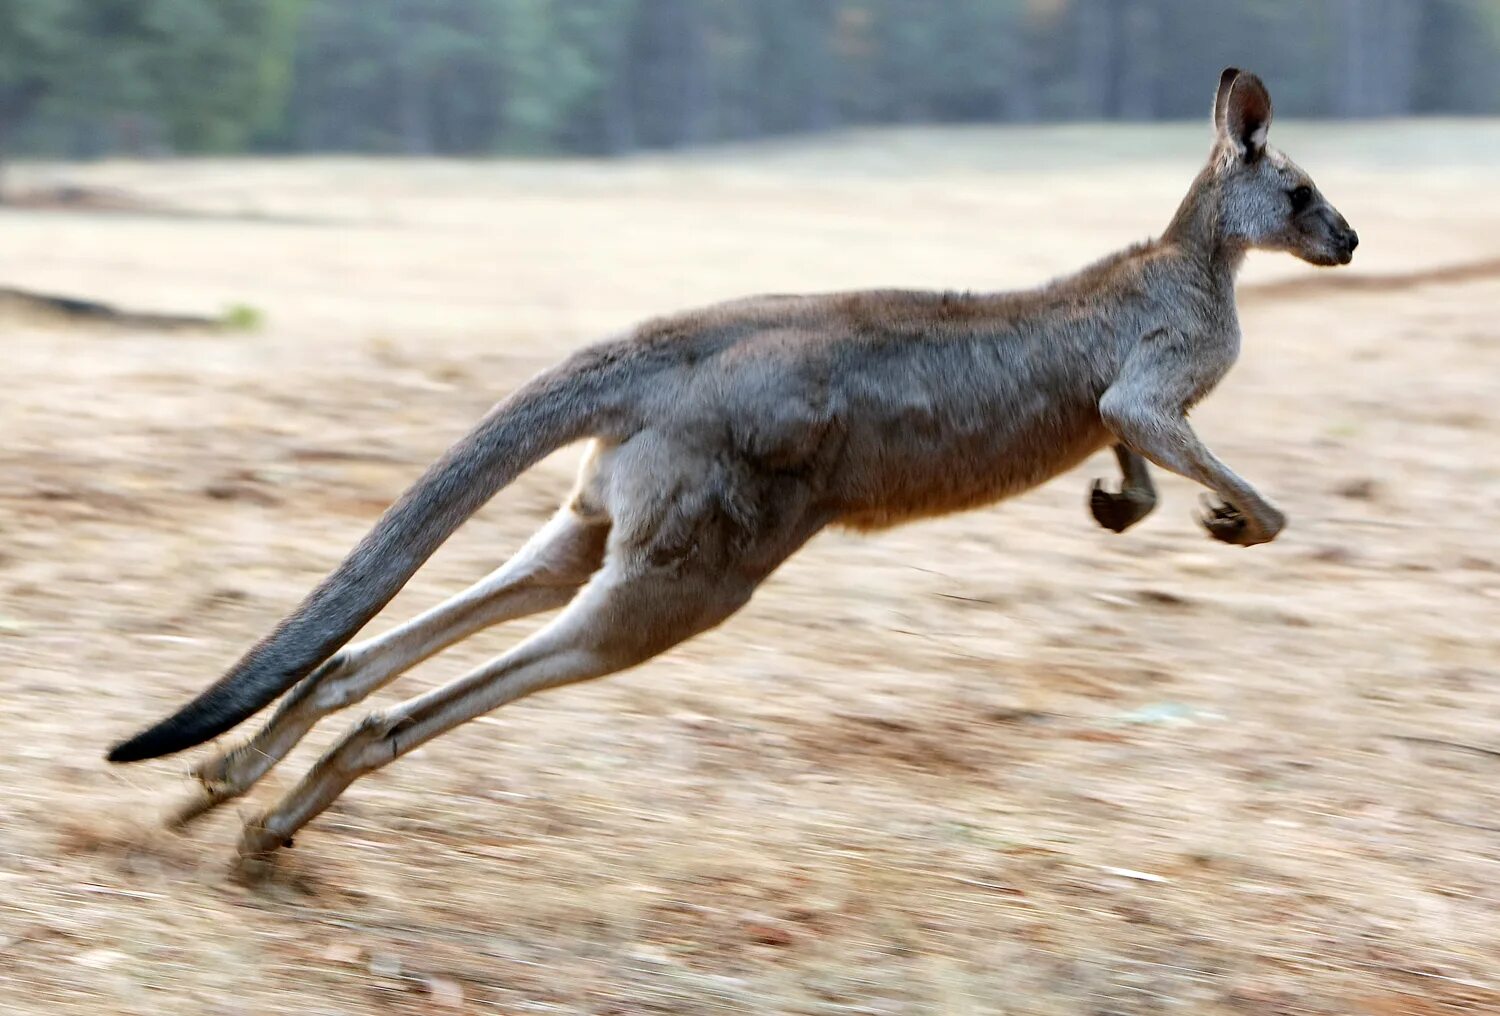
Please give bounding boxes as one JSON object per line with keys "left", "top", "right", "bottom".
{"left": 2, "top": 122, "right": 1499, "bottom": 1013}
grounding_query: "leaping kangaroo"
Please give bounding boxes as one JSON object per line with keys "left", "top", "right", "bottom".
{"left": 108, "top": 69, "right": 1357, "bottom": 866}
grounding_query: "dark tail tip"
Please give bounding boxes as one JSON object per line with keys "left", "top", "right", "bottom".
{"left": 105, "top": 738, "right": 153, "bottom": 764}
{"left": 104, "top": 672, "right": 280, "bottom": 763}
{"left": 105, "top": 719, "right": 205, "bottom": 763}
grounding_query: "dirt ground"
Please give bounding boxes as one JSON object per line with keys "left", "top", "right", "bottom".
{"left": 2, "top": 122, "right": 1499, "bottom": 1015}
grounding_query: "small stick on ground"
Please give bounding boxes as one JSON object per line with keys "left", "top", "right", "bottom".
{"left": 1386, "top": 734, "right": 1500, "bottom": 762}
{"left": 0, "top": 286, "right": 226, "bottom": 331}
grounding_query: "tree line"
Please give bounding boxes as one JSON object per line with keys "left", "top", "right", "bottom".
{"left": 2, "top": 0, "right": 1498, "bottom": 164}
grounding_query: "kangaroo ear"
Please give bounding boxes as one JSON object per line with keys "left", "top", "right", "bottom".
{"left": 1221, "top": 72, "right": 1273, "bottom": 160}
{"left": 1213, "top": 67, "right": 1241, "bottom": 134}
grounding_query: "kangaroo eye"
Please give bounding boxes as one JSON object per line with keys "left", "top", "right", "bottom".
{"left": 1289, "top": 186, "right": 1313, "bottom": 212}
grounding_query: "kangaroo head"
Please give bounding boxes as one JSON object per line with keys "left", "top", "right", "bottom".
{"left": 1208, "top": 68, "right": 1358, "bottom": 267}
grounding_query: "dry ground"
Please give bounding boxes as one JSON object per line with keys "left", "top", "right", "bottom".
{"left": 1, "top": 122, "right": 1499, "bottom": 1015}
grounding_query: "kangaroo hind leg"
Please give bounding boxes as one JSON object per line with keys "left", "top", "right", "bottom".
{"left": 171, "top": 507, "right": 608, "bottom": 828}
{"left": 234, "top": 551, "right": 761, "bottom": 866}
{"left": 234, "top": 452, "right": 831, "bottom": 868}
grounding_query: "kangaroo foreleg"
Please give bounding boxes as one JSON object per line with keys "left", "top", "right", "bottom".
{"left": 1101, "top": 403, "right": 1283, "bottom": 546}
{"left": 1089, "top": 444, "right": 1157, "bottom": 533}
{"left": 1099, "top": 331, "right": 1284, "bottom": 547}
{"left": 171, "top": 509, "right": 608, "bottom": 827}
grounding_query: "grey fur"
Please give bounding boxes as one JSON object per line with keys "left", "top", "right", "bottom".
{"left": 104, "top": 70, "right": 1357, "bottom": 867}
{"left": 106, "top": 365, "right": 609, "bottom": 761}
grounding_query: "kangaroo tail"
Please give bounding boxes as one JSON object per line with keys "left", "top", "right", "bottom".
{"left": 106, "top": 364, "right": 605, "bottom": 763}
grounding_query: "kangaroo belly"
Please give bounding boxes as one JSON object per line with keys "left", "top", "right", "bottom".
{"left": 828, "top": 398, "right": 1109, "bottom": 532}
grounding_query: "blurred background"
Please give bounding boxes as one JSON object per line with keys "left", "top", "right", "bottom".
{"left": 1, "top": 0, "right": 1498, "bottom": 170}
{"left": 4, "top": 3, "right": 1500, "bottom": 1015}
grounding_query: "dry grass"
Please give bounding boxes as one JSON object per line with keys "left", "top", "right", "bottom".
{"left": 2, "top": 122, "right": 1499, "bottom": 1015}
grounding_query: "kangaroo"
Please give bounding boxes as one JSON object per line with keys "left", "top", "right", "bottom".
{"left": 108, "top": 69, "right": 1357, "bottom": 866}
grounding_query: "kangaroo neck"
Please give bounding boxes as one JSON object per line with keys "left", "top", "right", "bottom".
{"left": 1161, "top": 166, "right": 1248, "bottom": 286}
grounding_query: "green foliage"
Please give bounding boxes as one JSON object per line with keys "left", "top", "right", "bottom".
{"left": 283, "top": 0, "right": 509, "bottom": 152}
{"left": 0, "top": 0, "right": 303, "bottom": 157}
{"left": 1, "top": 0, "right": 1498, "bottom": 161}
{"left": 846, "top": 0, "right": 1029, "bottom": 123}
{"left": 220, "top": 303, "right": 265, "bottom": 332}
{"left": 0, "top": 1, "right": 73, "bottom": 143}
{"left": 145, "top": 0, "right": 305, "bottom": 150}
{"left": 276, "top": 0, "right": 1500, "bottom": 153}
{"left": 499, "top": 0, "right": 637, "bottom": 152}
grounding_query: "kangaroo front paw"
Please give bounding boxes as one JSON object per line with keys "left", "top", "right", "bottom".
{"left": 1090, "top": 479, "right": 1155, "bottom": 533}
{"left": 1199, "top": 498, "right": 1283, "bottom": 547}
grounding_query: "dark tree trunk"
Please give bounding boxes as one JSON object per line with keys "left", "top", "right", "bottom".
{"left": 1117, "top": 0, "right": 1160, "bottom": 120}
{"left": 1382, "top": 0, "right": 1419, "bottom": 115}
{"left": 676, "top": 0, "right": 709, "bottom": 146}
{"left": 802, "top": 0, "right": 839, "bottom": 132}
{"left": 0, "top": 81, "right": 46, "bottom": 204}
{"left": 394, "top": 1, "right": 432, "bottom": 153}
{"left": 597, "top": 9, "right": 637, "bottom": 156}
{"left": 1337, "top": 0, "right": 1419, "bottom": 117}
{"left": 1003, "top": 8, "right": 1039, "bottom": 124}
{"left": 1074, "top": 0, "right": 1113, "bottom": 119}
{"left": 627, "top": 0, "right": 708, "bottom": 149}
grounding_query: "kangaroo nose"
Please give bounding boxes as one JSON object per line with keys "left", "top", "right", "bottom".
{"left": 1345, "top": 229, "right": 1359, "bottom": 252}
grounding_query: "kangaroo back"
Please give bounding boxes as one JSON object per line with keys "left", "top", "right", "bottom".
{"left": 106, "top": 363, "right": 607, "bottom": 763}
